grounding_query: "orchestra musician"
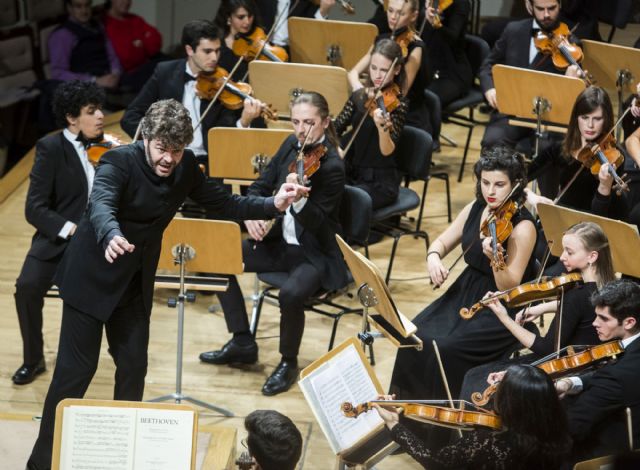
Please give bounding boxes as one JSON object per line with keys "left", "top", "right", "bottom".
{"left": 389, "top": 146, "right": 538, "bottom": 448}
{"left": 623, "top": 84, "right": 640, "bottom": 209}
{"left": 555, "top": 279, "right": 640, "bottom": 464}
{"left": 120, "top": 19, "right": 266, "bottom": 169}
{"left": 376, "top": 364, "right": 571, "bottom": 469}
{"left": 460, "top": 221, "right": 614, "bottom": 404}
{"left": 349, "top": 0, "right": 431, "bottom": 134}
{"left": 25, "top": 99, "right": 307, "bottom": 470}
{"left": 479, "top": 0, "right": 582, "bottom": 151}
{"left": 334, "top": 39, "right": 408, "bottom": 209}
{"left": 198, "top": 91, "right": 348, "bottom": 397}
{"left": 12, "top": 81, "right": 106, "bottom": 386}
{"left": 524, "top": 87, "right": 630, "bottom": 223}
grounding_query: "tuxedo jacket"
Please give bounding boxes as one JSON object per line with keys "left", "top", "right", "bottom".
{"left": 249, "top": 134, "right": 349, "bottom": 291}
{"left": 120, "top": 59, "right": 239, "bottom": 152}
{"left": 478, "top": 18, "right": 564, "bottom": 93}
{"left": 566, "top": 337, "right": 640, "bottom": 462}
{"left": 257, "top": 0, "right": 319, "bottom": 33}
{"left": 54, "top": 142, "right": 278, "bottom": 321}
{"left": 25, "top": 132, "right": 89, "bottom": 261}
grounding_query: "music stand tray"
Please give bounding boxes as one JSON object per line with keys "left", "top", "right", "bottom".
{"left": 151, "top": 218, "right": 244, "bottom": 416}
{"left": 288, "top": 17, "right": 378, "bottom": 70}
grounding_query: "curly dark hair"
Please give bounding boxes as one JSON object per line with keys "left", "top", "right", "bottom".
{"left": 245, "top": 410, "right": 302, "bottom": 470}
{"left": 591, "top": 279, "right": 640, "bottom": 331}
{"left": 473, "top": 146, "right": 528, "bottom": 204}
{"left": 494, "top": 364, "right": 572, "bottom": 469}
{"left": 52, "top": 80, "right": 105, "bottom": 127}
{"left": 140, "top": 99, "right": 193, "bottom": 150}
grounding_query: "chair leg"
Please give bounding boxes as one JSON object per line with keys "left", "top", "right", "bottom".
{"left": 415, "top": 179, "right": 428, "bottom": 233}
{"left": 457, "top": 123, "right": 475, "bottom": 182}
{"left": 440, "top": 132, "right": 457, "bottom": 147}
{"left": 444, "top": 173, "right": 452, "bottom": 222}
{"left": 385, "top": 235, "right": 402, "bottom": 285}
{"left": 328, "top": 314, "right": 342, "bottom": 351}
{"left": 250, "top": 289, "right": 268, "bottom": 337}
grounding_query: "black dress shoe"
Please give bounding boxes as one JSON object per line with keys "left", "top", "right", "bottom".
{"left": 262, "top": 360, "right": 299, "bottom": 396}
{"left": 12, "top": 359, "right": 46, "bottom": 385}
{"left": 199, "top": 339, "right": 258, "bottom": 365}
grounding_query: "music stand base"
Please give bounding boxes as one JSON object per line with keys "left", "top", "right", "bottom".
{"left": 148, "top": 393, "right": 233, "bottom": 416}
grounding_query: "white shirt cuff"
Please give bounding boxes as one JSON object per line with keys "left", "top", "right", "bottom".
{"left": 236, "top": 118, "right": 249, "bottom": 129}
{"left": 58, "top": 221, "right": 75, "bottom": 239}
{"left": 314, "top": 8, "right": 327, "bottom": 20}
{"left": 567, "top": 377, "right": 583, "bottom": 394}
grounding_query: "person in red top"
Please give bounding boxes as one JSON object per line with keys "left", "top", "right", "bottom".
{"left": 103, "top": 0, "right": 165, "bottom": 92}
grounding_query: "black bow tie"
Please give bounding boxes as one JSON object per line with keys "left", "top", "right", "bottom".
{"left": 184, "top": 72, "right": 197, "bottom": 83}
{"left": 76, "top": 132, "right": 103, "bottom": 148}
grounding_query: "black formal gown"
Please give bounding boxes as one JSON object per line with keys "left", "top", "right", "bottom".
{"left": 390, "top": 200, "right": 537, "bottom": 401}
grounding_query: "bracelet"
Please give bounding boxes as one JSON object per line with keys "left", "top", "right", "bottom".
{"left": 427, "top": 251, "right": 441, "bottom": 259}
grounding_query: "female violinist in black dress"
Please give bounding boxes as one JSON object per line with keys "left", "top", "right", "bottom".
{"left": 334, "top": 39, "right": 408, "bottom": 210}
{"left": 389, "top": 146, "right": 537, "bottom": 446}
{"left": 349, "top": 0, "right": 430, "bottom": 133}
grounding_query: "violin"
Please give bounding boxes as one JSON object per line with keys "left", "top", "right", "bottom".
{"left": 86, "top": 133, "right": 126, "bottom": 166}
{"left": 430, "top": 0, "right": 453, "bottom": 29}
{"left": 460, "top": 272, "right": 583, "bottom": 320}
{"left": 195, "top": 67, "right": 277, "bottom": 121}
{"left": 232, "top": 26, "right": 288, "bottom": 63}
{"left": 576, "top": 134, "right": 629, "bottom": 194}
{"left": 533, "top": 22, "right": 591, "bottom": 83}
{"left": 341, "top": 400, "right": 501, "bottom": 430}
{"left": 312, "top": 0, "right": 355, "bottom": 14}
{"left": 472, "top": 340, "right": 624, "bottom": 406}
{"left": 288, "top": 142, "right": 326, "bottom": 185}
{"left": 480, "top": 199, "right": 518, "bottom": 271}
{"left": 393, "top": 28, "right": 418, "bottom": 58}
{"left": 235, "top": 451, "right": 253, "bottom": 470}
{"left": 365, "top": 83, "right": 401, "bottom": 121}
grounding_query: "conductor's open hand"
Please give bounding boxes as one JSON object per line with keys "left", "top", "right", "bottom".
{"left": 274, "top": 181, "right": 310, "bottom": 211}
{"left": 105, "top": 235, "right": 135, "bottom": 263}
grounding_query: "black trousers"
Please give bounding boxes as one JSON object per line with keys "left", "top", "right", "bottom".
{"left": 28, "top": 284, "right": 149, "bottom": 470}
{"left": 217, "top": 238, "right": 321, "bottom": 358}
{"left": 15, "top": 254, "right": 62, "bottom": 365}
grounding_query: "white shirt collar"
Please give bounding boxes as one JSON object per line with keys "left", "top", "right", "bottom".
{"left": 622, "top": 331, "right": 640, "bottom": 348}
{"left": 63, "top": 128, "right": 84, "bottom": 150}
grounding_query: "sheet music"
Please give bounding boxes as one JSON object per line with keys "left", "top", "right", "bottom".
{"left": 60, "top": 406, "right": 136, "bottom": 470}
{"left": 300, "top": 344, "right": 382, "bottom": 453}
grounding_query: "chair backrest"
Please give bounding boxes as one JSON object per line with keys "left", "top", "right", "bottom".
{"left": 395, "top": 125, "right": 432, "bottom": 181}
{"left": 464, "top": 34, "right": 490, "bottom": 78}
{"left": 0, "top": 25, "right": 37, "bottom": 90}
{"left": 340, "top": 185, "right": 372, "bottom": 246}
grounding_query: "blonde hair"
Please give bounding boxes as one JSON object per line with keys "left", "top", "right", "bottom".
{"left": 565, "top": 222, "right": 615, "bottom": 288}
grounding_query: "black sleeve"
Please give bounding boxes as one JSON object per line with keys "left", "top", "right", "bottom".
{"left": 527, "top": 143, "right": 563, "bottom": 181}
{"left": 88, "top": 156, "right": 129, "bottom": 247}
{"left": 424, "top": 0, "right": 469, "bottom": 44}
{"left": 478, "top": 23, "right": 511, "bottom": 92}
{"left": 25, "top": 139, "right": 69, "bottom": 240}
{"left": 389, "top": 98, "right": 408, "bottom": 145}
{"left": 334, "top": 96, "right": 356, "bottom": 137}
{"left": 121, "top": 64, "right": 162, "bottom": 138}
{"left": 591, "top": 189, "right": 629, "bottom": 220}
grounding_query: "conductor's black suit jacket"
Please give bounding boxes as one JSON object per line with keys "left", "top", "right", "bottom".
{"left": 25, "top": 132, "right": 89, "bottom": 261}
{"left": 478, "top": 18, "right": 564, "bottom": 94}
{"left": 566, "top": 337, "right": 640, "bottom": 462}
{"left": 120, "top": 59, "right": 239, "bottom": 152}
{"left": 54, "top": 141, "right": 277, "bottom": 322}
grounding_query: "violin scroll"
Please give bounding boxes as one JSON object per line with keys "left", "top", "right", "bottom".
{"left": 341, "top": 402, "right": 371, "bottom": 418}
{"left": 471, "top": 383, "right": 498, "bottom": 407}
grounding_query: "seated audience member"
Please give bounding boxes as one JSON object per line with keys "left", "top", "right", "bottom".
{"left": 556, "top": 279, "right": 640, "bottom": 464}
{"left": 103, "top": 0, "right": 166, "bottom": 92}
{"left": 244, "top": 410, "right": 303, "bottom": 470}
{"left": 49, "top": 0, "right": 121, "bottom": 89}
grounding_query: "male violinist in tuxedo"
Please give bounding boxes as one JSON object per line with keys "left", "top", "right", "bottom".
{"left": 199, "top": 91, "right": 348, "bottom": 396}
{"left": 26, "top": 99, "right": 308, "bottom": 470}
{"left": 121, "top": 19, "right": 265, "bottom": 169}
{"left": 12, "top": 80, "right": 105, "bottom": 386}
{"left": 478, "top": 0, "right": 582, "bottom": 150}
{"left": 555, "top": 279, "right": 640, "bottom": 464}
{"left": 256, "top": 0, "right": 336, "bottom": 48}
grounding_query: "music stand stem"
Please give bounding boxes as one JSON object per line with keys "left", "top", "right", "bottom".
{"left": 149, "top": 244, "right": 233, "bottom": 416}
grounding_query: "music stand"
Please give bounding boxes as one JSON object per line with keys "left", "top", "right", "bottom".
{"left": 537, "top": 203, "right": 640, "bottom": 278}
{"left": 249, "top": 61, "right": 350, "bottom": 119}
{"left": 336, "top": 235, "right": 422, "bottom": 351}
{"left": 208, "top": 127, "right": 292, "bottom": 188}
{"left": 493, "top": 65, "right": 585, "bottom": 157}
{"left": 582, "top": 40, "right": 640, "bottom": 141}
{"left": 288, "top": 17, "right": 377, "bottom": 70}
{"left": 150, "top": 218, "right": 244, "bottom": 416}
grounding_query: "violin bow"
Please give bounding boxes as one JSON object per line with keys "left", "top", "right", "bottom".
{"left": 194, "top": 56, "right": 245, "bottom": 132}
{"left": 554, "top": 104, "right": 633, "bottom": 203}
{"left": 554, "top": 285, "right": 567, "bottom": 356}
{"left": 341, "top": 57, "right": 399, "bottom": 157}
{"left": 432, "top": 340, "right": 463, "bottom": 438}
{"left": 239, "top": 0, "right": 298, "bottom": 82}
